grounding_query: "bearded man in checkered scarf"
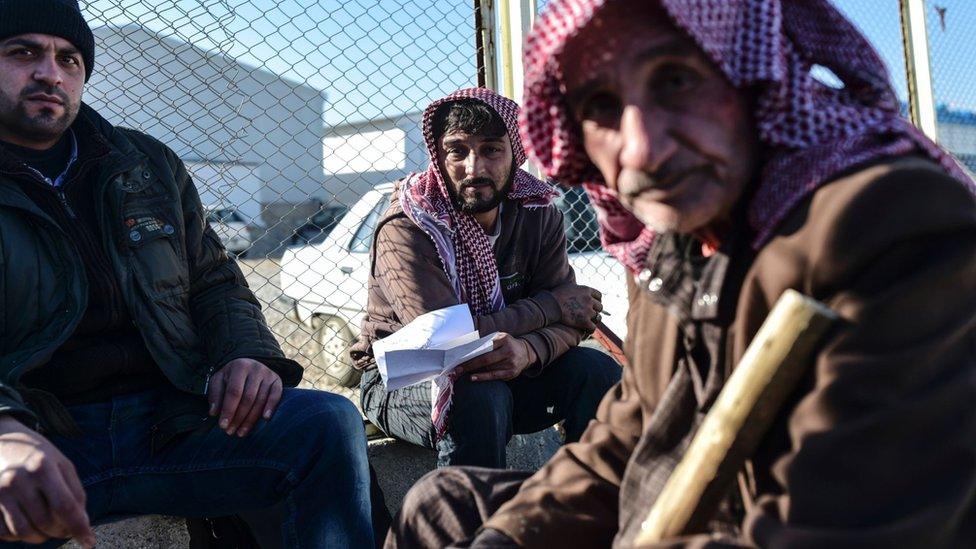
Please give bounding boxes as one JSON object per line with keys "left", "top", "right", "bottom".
{"left": 385, "top": 1, "right": 976, "bottom": 548}
{"left": 353, "top": 87, "right": 620, "bottom": 471}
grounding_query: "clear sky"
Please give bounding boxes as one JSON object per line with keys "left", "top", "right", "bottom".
{"left": 832, "top": 0, "right": 976, "bottom": 111}
{"left": 82, "top": 0, "right": 477, "bottom": 126}
{"left": 81, "top": 0, "right": 975, "bottom": 129}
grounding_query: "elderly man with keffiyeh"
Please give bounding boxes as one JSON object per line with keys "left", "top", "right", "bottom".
{"left": 351, "top": 88, "right": 621, "bottom": 469}
{"left": 386, "top": 1, "right": 976, "bottom": 548}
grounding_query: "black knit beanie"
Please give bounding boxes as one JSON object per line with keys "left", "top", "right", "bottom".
{"left": 0, "top": 0, "right": 95, "bottom": 81}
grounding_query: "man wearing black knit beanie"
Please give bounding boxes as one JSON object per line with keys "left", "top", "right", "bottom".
{"left": 0, "top": 0, "right": 95, "bottom": 79}
{"left": 0, "top": 2, "right": 374, "bottom": 548}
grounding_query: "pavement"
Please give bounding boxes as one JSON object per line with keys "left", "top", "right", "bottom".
{"left": 61, "top": 516, "right": 190, "bottom": 548}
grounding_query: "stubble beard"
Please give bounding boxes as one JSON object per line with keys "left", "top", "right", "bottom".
{"left": 450, "top": 174, "right": 514, "bottom": 215}
{"left": 0, "top": 85, "right": 76, "bottom": 145}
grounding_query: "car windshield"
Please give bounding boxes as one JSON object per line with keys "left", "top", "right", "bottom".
{"left": 207, "top": 208, "right": 244, "bottom": 224}
{"left": 349, "top": 193, "right": 392, "bottom": 253}
{"left": 310, "top": 206, "right": 348, "bottom": 227}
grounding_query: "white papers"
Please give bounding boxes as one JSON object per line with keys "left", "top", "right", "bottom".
{"left": 373, "top": 304, "right": 497, "bottom": 391}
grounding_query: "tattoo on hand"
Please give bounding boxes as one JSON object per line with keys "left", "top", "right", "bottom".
{"left": 567, "top": 298, "right": 587, "bottom": 325}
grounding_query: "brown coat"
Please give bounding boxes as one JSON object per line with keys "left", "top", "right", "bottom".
{"left": 351, "top": 197, "right": 584, "bottom": 370}
{"left": 484, "top": 157, "right": 976, "bottom": 547}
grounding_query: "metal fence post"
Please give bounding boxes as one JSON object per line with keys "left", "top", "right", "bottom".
{"left": 476, "top": 0, "right": 498, "bottom": 91}
{"left": 484, "top": 0, "right": 536, "bottom": 102}
{"left": 487, "top": 0, "right": 542, "bottom": 175}
{"left": 509, "top": 0, "right": 537, "bottom": 103}
{"left": 900, "top": 0, "right": 939, "bottom": 141}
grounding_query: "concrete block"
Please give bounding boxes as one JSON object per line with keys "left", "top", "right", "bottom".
{"left": 370, "top": 427, "right": 562, "bottom": 514}
{"left": 505, "top": 428, "right": 563, "bottom": 472}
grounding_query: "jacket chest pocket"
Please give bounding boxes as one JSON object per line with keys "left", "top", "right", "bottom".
{"left": 121, "top": 196, "right": 188, "bottom": 299}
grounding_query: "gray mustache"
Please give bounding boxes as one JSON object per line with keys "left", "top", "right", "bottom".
{"left": 622, "top": 165, "right": 713, "bottom": 199}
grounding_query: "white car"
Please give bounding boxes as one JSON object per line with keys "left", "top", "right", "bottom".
{"left": 280, "top": 183, "right": 628, "bottom": 388}
{"left": 205, "top": 206, "right": 252, "bottom": 255}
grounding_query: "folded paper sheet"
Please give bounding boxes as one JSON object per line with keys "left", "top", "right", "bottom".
{"left": 373, "top": 304, "right": 497, "bottom": 391}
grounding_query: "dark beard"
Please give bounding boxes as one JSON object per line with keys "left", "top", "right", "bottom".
{"left": 0, "top": 84, "right": 76, "bottom": 144}
{"left": 449, "top": 175, "right": 513, "bottom": 214}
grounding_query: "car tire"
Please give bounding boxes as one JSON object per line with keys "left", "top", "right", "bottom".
{"left": 310, "top": 314, "right": 362, "bottom": 388}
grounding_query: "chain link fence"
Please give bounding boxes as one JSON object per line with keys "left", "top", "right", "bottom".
{"left": 76, "top": 0, "right": 618, "bottom": 402}
{"left": 833, "top": 0, "right": 910, "bottom": 103}
{"left": 79, "top": 0, "right": 483, "bottom": 400}
{"left": 76, "top": 1, "right": 973, "bottom": 403}
{"left": 927, "top": 0, "right": 976, "bottom": 173}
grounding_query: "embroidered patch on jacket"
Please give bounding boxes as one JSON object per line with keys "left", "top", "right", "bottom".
{"left": 124, "top": 214, "right": 175, "bottom": 243}
{"left": 499, "top": 272, "right": 524, "bottom": 293}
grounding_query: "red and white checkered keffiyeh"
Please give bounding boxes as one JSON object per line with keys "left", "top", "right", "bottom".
{"left": 399, "top": 87, "right": 557, "bottom": 439}
{"left": 521, "top": 0, "right": 976, "bottom": 274}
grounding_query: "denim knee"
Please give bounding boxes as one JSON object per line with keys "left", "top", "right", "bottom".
{"left": 280, "top": 389, "right": 365, "bottom": 451}
{"left": 560, "top": 347, "right": 622, "bottom": 388}
{"left": 449, "top": 379, "right": 513, "bottom": 431}
{"left": 330, "top": 393, "right": 365, "bottom": 434}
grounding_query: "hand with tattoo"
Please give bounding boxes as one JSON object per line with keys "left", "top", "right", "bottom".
{"left": 551, "top": 284, "right": 603, "bottom": 331}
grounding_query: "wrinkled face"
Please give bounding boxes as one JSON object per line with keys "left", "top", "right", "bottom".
{"left": 0, "top": 33, "right": 84, "bottom": 148}
{"left": 562, "top": 2, "right": 759, "bottom": 235}
{"left": 437, "top": 131, "right": 515, "bottom": 214}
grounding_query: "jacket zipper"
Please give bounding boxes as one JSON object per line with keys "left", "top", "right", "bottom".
{"left": 58, "top": 167, "right": 127, "bottom": 329}
{"left": 52, "top": 165, "right": 130, "bottom": 334}
{"left": 56, "top": 188, "right": 78, "bottom": 219}
{"left": 1, "top": 147, "right": 138, "bottom": 379}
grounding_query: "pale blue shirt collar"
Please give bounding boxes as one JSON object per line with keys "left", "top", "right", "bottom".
{"left": 23, "top": 129, "right": 78, "bottom": 188}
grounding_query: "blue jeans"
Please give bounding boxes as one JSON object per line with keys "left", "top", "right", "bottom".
{"left": 362, "top": 346, "right": 621, "bottom": 468}
{"left": 1, "top": 388, "right": 373, "bottom": 548}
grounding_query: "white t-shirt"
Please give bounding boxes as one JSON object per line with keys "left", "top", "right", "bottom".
{"left": 486, "top": 203, "right": 503, "bottom": 247}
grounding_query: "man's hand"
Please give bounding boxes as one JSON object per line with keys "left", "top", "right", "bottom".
{"left": 455, "top": 333, "right": 537, "bottom": 382}
{"left": 0, "top": 416, "right": 94, "bottom": 548}
{"left": 551, "top": 284, "right": 603, "bottom": 331}
{"left": 208, "top": 358, "right": 283, "bottom": 437}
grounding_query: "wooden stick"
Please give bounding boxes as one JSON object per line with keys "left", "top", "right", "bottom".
{"left": 593, "top": 319, "right": 628, "bottom": 367}
{"left": 633, "top": 289, "right": 837, "bottom": 545}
